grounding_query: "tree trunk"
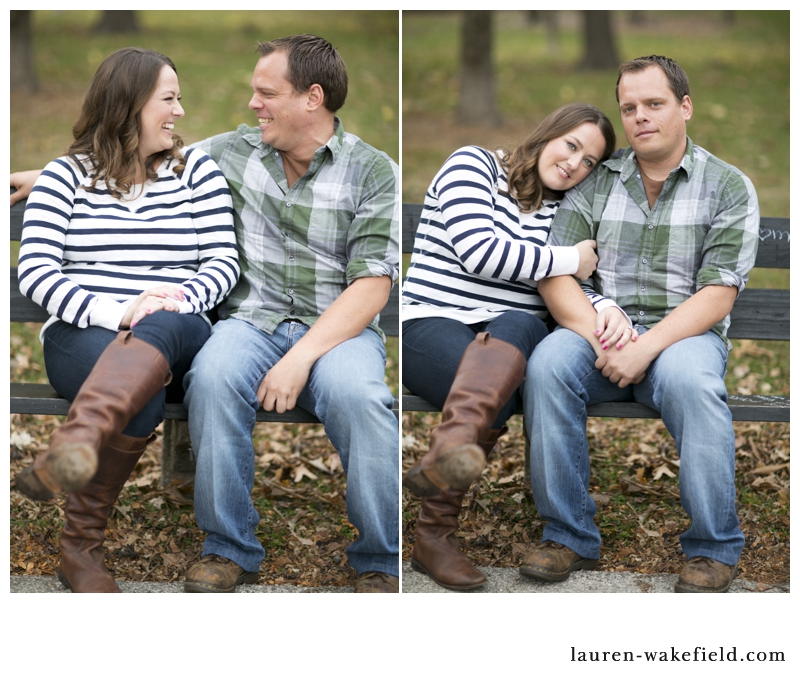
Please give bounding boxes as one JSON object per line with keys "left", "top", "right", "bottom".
{"left": 457, "top": 11, "right": 501, "bottom": 126}
{"left": 93, "top": 10, "right": 140, "bottom": 34}
{"left": 10, "top": 11, "right": 38, "bottom": 93}
{"left": 578, "top": 10, "right": 620, "bottom": 71}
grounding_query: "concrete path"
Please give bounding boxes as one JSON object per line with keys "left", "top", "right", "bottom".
{"left": 399, "top": 561, "right": 789, "bottom": 593}
{"left": 9, "top": 574, "right": 350, "bottom": 593}
{"left": 11, "top": 565, "right": 788, "bottom": 593}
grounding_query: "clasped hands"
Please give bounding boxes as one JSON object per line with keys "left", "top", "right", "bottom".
{"left": 593, "top": 307, "right": 649, "bottom": 388}
{"left": 121, "top": 285, "right": 186, "bottom": 329}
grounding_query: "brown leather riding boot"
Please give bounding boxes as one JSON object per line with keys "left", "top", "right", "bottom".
{"left": 477, "top": 426, "right": 508, "bottom": 458}
{"left": 403, "top": 332, "right": 526, "bottom": 497}
{"left": 409, "top": 426, "right": 506, "bottom": 591}
{"left": 410, "top": 487, "right": 487, "bottom": 590}
{"left": 15, "top": 331, "right": 171, "bottom": 501}
{"left": 58, "top": 432, "right": 153, "bottom": 593}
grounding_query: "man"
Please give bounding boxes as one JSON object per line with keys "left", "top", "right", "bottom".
{"left": 179, "top": 35, "right": 399, "bottom": 593}
{"left": 520, "top": 55, "right": 759, "bottom": 593}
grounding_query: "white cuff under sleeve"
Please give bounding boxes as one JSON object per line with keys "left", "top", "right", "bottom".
{"left": 87, "top": 298, "right": 128, "bottom": 331}
{"left": 547, "top": 245, "right": 580, "bottom": 278}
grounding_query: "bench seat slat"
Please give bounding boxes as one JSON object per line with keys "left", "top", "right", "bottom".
{"left": 10, "top": 382, "right": 399, "bottom": 422}
{"left": 401, "top": 394, "right": 789, "bottom": 423}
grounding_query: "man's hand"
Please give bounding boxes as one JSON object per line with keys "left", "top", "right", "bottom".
{"left": 10, "top": 170, "right": 43, "bottom": 206}
{"left": 256, "top": 355, "right": 314, "bottom": 413}
{"left": 594, "top": 343, "right": 651, "bottom": 388}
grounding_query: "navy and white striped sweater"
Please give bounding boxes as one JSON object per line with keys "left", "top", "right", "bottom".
{"left": 401, "top": 146, "right": 582, "bottom": 325}
{"left": 18, "top": 148, "right": 240, "bottom": 337}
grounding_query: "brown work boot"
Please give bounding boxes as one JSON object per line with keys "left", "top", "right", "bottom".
{"left": 519, "top": 540, "right": 599, "bottom": 582}
{"left": 675, "top": 557, "right": 738, "bottom": 593}
{"left": 58, "top": 433, "right": 153, "bottom": 593}
{"left": 16, "top": 331, "right": 172, "bottom": 501}
{"left": 411, "top": 488, "right": 487, "bottom": 591}
{"left": 355, "top": 572, "right": 399, "bottom": 593}
{"left": 184, "top": 555, "right": 260, "bottom": 593}
{"left": 403, "top": 332, "right": 526, "bottom": 497}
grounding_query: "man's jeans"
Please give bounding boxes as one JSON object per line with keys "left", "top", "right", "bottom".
{"left": 523, "top": 326, "right": 744, "bottom": 566}
{"left": 184, "top": 318, "right": 399, "bottom": 576}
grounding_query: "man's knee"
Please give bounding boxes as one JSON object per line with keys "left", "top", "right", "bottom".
{"left": 527, "top": 329, "right": 582, "bottom": 383}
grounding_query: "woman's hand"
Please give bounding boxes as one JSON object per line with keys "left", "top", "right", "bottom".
{"left": 595, "top": 307, "right": 638, "bottom": 350}
{"left": 10, "top": 170, "right": 43, "bottom": 206}
{"left": 120, "top": 285, "right": 186, "bottom": 329}
{"left": 574, "top": 239, "right": 599, "bottom": 281}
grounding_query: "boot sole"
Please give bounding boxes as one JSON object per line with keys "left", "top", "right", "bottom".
{"left": 403, "top": 444, "right": 485, "bottom": 497}
{"left": 410, "top": 558, "right": 487, "bottom": 591}
{"left": 184, "top": 571, "right": 260, "bottom": 593}
{"left": 16, "top": 444, "right": 98, "bottom": 501}
{"left": 519, "top": 557, "right": 599, "bottom": 583}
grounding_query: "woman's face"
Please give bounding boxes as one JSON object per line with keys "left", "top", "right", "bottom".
{"left": 138, "top": 65, "right": 184, "bottom": 161}
{"left": 537, "top": 121, "right": 607, "bottom": 192}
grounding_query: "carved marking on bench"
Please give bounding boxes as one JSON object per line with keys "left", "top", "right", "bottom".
{"left": 759, "top": 228, "right": 790, "bottom": 243}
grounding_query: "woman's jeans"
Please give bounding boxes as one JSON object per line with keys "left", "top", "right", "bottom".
{"left": 523, "top": 326, "right": 744, "bottom": 566}
{"left": 402, "top": 311, "right": 550, "bottom": 429}
{"left": 43, "top": 311, "right": 211, "bottom": 438}
{"left": 183, "top": 317, "right": 399, "bottom": 576}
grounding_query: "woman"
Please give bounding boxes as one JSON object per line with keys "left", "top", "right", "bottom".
{"left": 401, "top": 102, "right": 633, "bottom": 590}
{"left": 14, "top": 47, "right": 240, "bottom": 593}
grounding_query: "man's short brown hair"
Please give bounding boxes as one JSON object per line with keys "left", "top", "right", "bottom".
{"left": 616, "top": 55, "right": 690, "bottom": 103}
{"left": 257, "top": 34, "right": 348, "bottom": 113}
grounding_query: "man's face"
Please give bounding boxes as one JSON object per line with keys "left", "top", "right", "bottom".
{"left": 249, "top": 51, "right": 309, "bottom": 154}
{"left": 618, "top": 65, "right": 692, "bottom": 165}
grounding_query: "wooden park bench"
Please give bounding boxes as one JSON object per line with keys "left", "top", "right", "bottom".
{"left": 10, "top": 193, "right": 400, "bottom": 485}
{"left": 401, "top": 202, "right": 790, "bottom": 425}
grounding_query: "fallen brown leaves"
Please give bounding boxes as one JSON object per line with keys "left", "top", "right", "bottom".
{"left": 402, "top": 413, "right": 790, "bottom": 588}
{"left": 10, "top": 413, "right": 359, "bottom": 588}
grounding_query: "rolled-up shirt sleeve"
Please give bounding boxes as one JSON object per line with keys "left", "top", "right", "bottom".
{"left": 345, "top": 154, "right": 400, "bottom": 285}
{"left": 696, "top": 172, "right": 760, "bottom": 294}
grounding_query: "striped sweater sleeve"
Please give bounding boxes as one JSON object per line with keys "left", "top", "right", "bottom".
{"left": 173, "top": 148, "right": 239, "bottom": 314}
{"left": 17, "top": 158, "right": 128, "bottom": 329}
{"left": 435, "top": 147, "right": 579, "bottom": 283}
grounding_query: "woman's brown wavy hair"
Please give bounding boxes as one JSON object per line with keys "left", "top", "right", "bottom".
{"left": 68, "top": 47, "right": 185, "bottom": 199}
{"left": 497, "top": 102, "right": 616, "bottom": 212}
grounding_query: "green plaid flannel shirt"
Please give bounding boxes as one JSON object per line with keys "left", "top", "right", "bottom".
{"left": 546, "top": 138, "right": 759, "bottom": 347}
{"left": 195, "top": 118, "right": 399, "bottom": 339}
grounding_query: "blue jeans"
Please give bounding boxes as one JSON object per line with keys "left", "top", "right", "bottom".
{"left": 183, "top": 318, "right": 399, "bottom": 576}
{"left": 402, "top": 312, "right": 550, "bottom": 428}
{"left": 523, "top": 326, "right": 744, "bottom": 566}
{"left": 43, "top": 311, "right": 210, "bottom": 437}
